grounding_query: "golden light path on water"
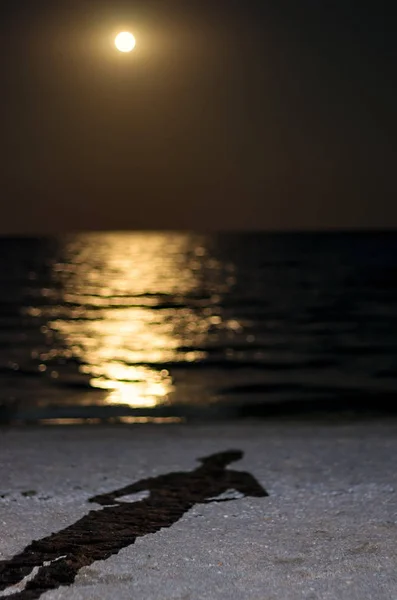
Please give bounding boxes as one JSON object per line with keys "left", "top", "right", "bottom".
{"left": 40, "top": 233, "right": 237, "bottom": 410}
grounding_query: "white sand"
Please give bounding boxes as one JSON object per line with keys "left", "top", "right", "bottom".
{"left": 1, "top": 420, "right": 397, "bottom": 599}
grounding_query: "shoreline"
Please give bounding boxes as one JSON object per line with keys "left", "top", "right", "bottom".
{"left": 2, "top": 392, "right": 397, "bottom": 427}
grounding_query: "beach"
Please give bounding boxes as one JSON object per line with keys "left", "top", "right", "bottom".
{"left": 1, "top": 420, "right": 396, "bottom": 599}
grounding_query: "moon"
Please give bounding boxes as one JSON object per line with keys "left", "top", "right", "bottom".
{"left": 115, "top": 32, "right": 136, "bottom": 53}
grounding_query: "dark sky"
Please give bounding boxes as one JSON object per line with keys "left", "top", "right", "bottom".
{"left": 1, "top": 0, "right": 396, "bottom": 232}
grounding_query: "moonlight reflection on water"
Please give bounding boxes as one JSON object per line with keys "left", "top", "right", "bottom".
{"left": 42, "top": 233, "right": 234, "bottom": 409}
{"left": 2, "top": 232, "right": 396, "bottom": 423}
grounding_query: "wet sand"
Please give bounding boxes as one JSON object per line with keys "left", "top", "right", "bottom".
{"left": 1, "top": 421, "right": 397, "bottom": 599}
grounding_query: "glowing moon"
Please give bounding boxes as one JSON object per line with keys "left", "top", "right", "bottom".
{"left": 115, "top": 32, "right": 136, "bottom": 53}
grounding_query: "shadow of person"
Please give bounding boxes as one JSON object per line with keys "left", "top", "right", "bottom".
{"left": 0, "top": 450, "right": 267, "bottom": 599}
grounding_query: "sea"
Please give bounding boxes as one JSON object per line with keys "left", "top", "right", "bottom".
{"left": 0, "top": 231, "right": 396, "bottom": 424}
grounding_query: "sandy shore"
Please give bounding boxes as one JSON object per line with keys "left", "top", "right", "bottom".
{"left": 1, "top": 420, "right": 397, "bottom": 599}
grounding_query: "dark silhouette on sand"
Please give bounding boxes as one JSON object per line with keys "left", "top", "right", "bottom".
{"left": 0, "top": 450, "right": 267, "bottom": 599}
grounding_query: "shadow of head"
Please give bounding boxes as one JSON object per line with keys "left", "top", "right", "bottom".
{"left": 197, "top": 450, "right": 243, "bottom": 469}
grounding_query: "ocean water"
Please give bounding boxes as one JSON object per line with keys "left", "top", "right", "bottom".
{"left": 0, "top": 231, "right": 396, "bottom": 424}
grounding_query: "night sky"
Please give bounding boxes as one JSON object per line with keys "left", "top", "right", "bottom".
{"left": 1, "top": 0, "right": 396, "bottom": 233}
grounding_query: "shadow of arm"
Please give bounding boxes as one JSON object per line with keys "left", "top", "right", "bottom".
{"left": 88, "top": 477, "right": 155, "bottom": 505}
{"left": 229, "top": 471, "right": 269, "bottom": 498}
